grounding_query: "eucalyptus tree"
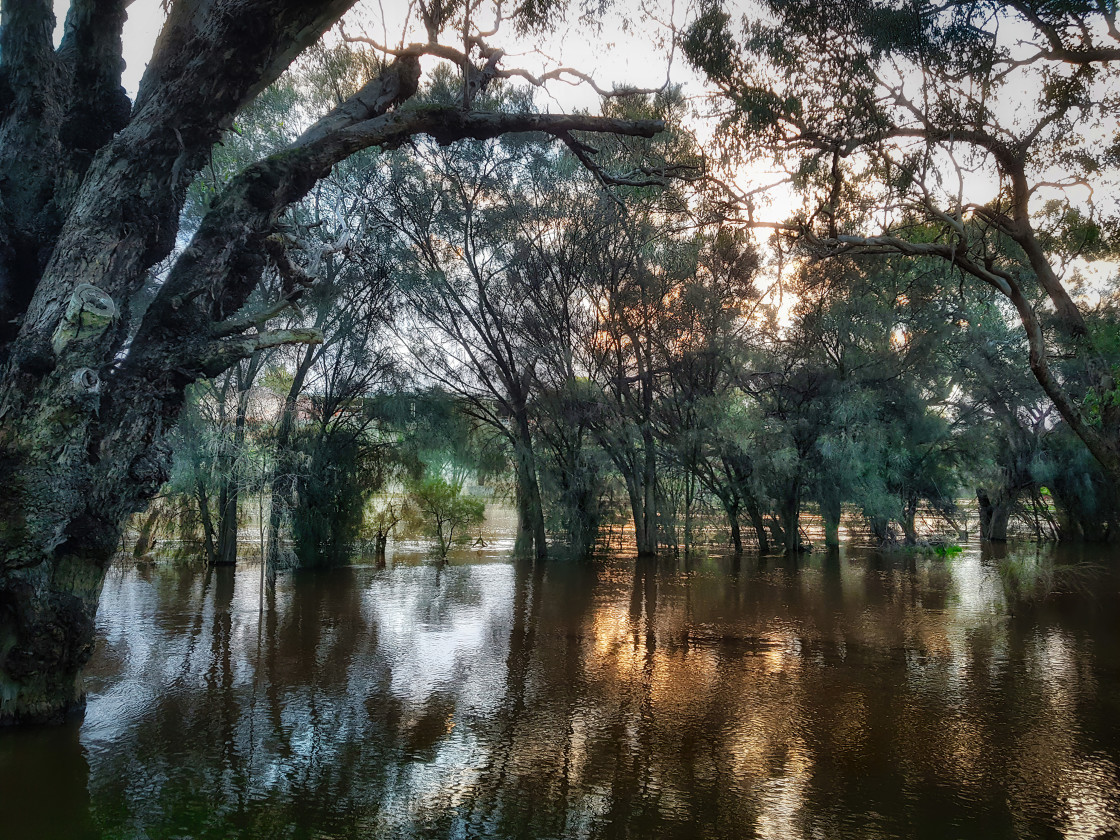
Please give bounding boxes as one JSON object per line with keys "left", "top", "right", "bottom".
{"left": 288, "top": 274, "right": 399, "bottom": 568}
{"left": 742, "top": 252, "right": 969, "bottom": 548}
{"left": 0, "top": 0, "right": 665, "bottom": 724}
{"left": 405, "top": 475, "right": 485, "bottom": 558}
{"left": 561, "top": 99, "right": 703, "bottom": 557}
{"left": 262, "top": 151, "right": 401, "bottom": 572}
{"left": 170, "top": 352, "right": 267, "bottom": 566}
{"left": 502, "top": 153, "right": 610, "bottom": 556}
{"left": 377, "top": 86, "right": 554, "bottom": 559}
{"left": 953, "top": 291, "right": 1120, "bottom": 541}
{"left": 683, "top": 0, "right": 1120, "bottom": 488}
{"left": 651, "top": 228, "right": 764, "bottom": 552}
{"left": 951, "top": 295, "right": 1054, "bottom": 540}
{"left": 576, "top": 206, "right": 690, "bottom": 556}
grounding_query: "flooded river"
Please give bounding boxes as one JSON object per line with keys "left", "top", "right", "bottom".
{"left": 2, "top": 542, "right": 1119, "bottom": 839}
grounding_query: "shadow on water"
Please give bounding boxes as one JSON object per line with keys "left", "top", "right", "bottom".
{"left": 2, "top": 541, "right": 1120, "bottom": 838}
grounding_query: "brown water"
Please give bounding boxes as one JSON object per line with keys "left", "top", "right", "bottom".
{"left": 2, "top": 542, "right": 1120, "bottom": 839}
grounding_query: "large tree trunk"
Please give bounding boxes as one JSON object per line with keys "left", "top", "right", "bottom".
{"left": 0, "top": 0, "right": 358, "bottom": 726}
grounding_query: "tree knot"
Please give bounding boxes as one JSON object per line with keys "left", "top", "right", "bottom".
{"left": 51, "top": 285, "right": 119, "bottom": 356}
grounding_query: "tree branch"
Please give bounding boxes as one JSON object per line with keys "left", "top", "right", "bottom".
{"left": 56, "top": 0, "right": 131, "bottom": 154}
{"left": 200, "top": 328, "right": 323, "bottom": 377}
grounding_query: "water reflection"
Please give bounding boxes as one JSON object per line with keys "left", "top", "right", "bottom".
{"left": 1, "top": 546, "right": 1118, "bottom": 839}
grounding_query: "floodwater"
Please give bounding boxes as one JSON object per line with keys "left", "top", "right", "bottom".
{"left": 3, "top": 542, "right": 1120, "bottom": 840}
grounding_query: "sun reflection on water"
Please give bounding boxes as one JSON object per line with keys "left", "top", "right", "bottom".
{"left": 3, "top": 545, "right": 1117, "bottom": 839}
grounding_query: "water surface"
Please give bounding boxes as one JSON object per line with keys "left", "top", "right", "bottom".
{"left": 3, "top": 543, "right": 1120, "bottom": 839}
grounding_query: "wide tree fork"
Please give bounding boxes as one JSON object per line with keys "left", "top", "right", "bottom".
{"left": 0, "top": 0, "right": 664, "bottom": 724}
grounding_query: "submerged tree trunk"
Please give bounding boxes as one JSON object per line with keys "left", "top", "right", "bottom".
{"left": 132, "top": 504, "right": 162, "bottom": 560}
{"left": 869, "top": 516, "right": 893, "bottom": 545}
{"left": 214, "top": 482, "right": 239, "bottom": 565}
{"left": 266, "top": 347, "right": 317, "bottom": 573}
{"left": 977, "top": 489, "right": 1012, "bottom": 542}
{"left": 821, "top": 494, "right": 841, "bottom": 548}
{"left": 745, "top": 501, "right": 770, "bottom": 554}
{"left": 900, "top": 498, "right": 920, "bottom": 545}
{"left": 767, "top": 517, "right": 786, "bottom": 549}
{"left": 214, "top": 367, "right": 254, "bottom": 565}
{"left": 512, "top": 407, "right": 547, "bottom": 560}
{"left": 779, "top": 486, "right": 803, "bottom": 554}
{"left": 637, "top": 431, "right": 659, "bottom": 557}
{"left": 683, "top": 471, "right": 696, "bottom": 554}
{"left": 196, "top": 480, "right": 219, "bottom": 565}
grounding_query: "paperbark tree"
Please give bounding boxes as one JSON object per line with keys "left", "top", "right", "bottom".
{"left": 0, "top": 0, "right": 663, "bottom": 724}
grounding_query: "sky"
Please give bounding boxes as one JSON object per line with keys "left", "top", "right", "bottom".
{"left": 53, "top": 0, "right": 698, "bottom": 110}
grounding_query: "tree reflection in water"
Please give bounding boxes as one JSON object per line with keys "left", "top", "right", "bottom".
{"left": 2, "top": 545, "right": 1119, "bottom": 839}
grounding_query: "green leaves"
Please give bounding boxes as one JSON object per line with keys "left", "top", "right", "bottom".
{"left": 405, "top": 475, "right": 485, "bottom": 557}
{"left": 681, "top": 2, "right": 740, "bottom": 86}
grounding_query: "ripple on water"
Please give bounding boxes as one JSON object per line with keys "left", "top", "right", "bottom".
{"left": 0, "top": 547, "right": 1105, "bottom": 839}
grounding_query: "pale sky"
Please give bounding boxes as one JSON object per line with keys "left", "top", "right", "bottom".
{"left": 53, "top": 0, "right": 696, "bottom": 111}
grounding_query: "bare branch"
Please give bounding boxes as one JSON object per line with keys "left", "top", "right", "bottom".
{"left": 341, "top": 32, "right": 666, "bottom": 99}
{"left": 201, "top": 328, "right": 324, "bottom": 376}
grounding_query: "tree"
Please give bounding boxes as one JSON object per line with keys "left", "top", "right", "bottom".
{"left": 683, "top": 0, "right": 1120, "bottom": 490}
{"left": 287, "top": 283, "right": 397, "bottom": 569}
{"left": 406, "top": 475, "right": 485, "bottom": 558}
{"left": 378, "top": 92, "right": 552, "bottom": 559}
{"left": 651, "top": 228, "right": 763, "bottom": 552}
{"left": 169, "top": 354, "right": 266, "bottom": 566}
{"left": 0, "top": 0, "right": 664, "bottom": 724}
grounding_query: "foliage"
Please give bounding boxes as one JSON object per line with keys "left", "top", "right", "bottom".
{"left": 405, "top": 476, "right": 486, "bottom": 558}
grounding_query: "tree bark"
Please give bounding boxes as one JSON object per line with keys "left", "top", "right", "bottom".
{"left": 745, "top": 501, "right": 770, "bottom": 553}
{"left": 900, "top": 503, "right": 919, "bottom": 545}
{"left": 977, "top": 489, "right": 1012, "bottom": 542}
{"left": 196, "top": 478, "right": 218, "bottom": 565}
{"left": 512, "top": 405, "right": 547, "bottom": 560}
{"left": 132, "top": 504, "right": 162, "bottom": 560}
{"left": 779, "top": 485, "right": 803, "bottom": 554}
{"left": 637, "top": 427, "right": 659, "bottom": 557}
{"left": 728, "top": 510, "right": 742, "bottom": 554}
{"left": 869, "top": 515, "right": 893, "bottom": 545}
{"left": 821, "top": 492, "right": 841, "bottom": 548}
